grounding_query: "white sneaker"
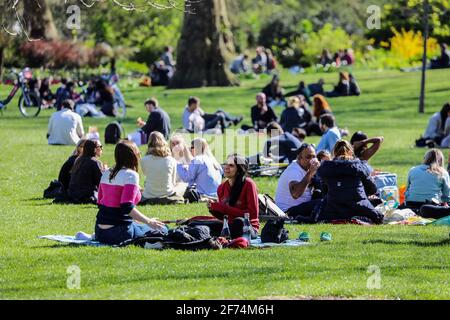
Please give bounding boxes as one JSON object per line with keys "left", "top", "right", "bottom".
{"left": 75, "top": 231, "right": 93, "bottom": 241}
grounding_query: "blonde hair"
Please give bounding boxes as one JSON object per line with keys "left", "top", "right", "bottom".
{"left": 423, "top": 149, "right": 446, "bottom": 177}
{"left": 191, "top": 138, "right": 221, "bottom": 170}
{"left": 288, "top": 96, "right": 301, "bottom": 108}
{"left": 170, "top": 134, "right": 193, "bottom": 165}
{"left": 332, "top": 140, "right": 354, "bottom": 160}
{"left": 147, "top": 132, "right": 171, "bottom": 157}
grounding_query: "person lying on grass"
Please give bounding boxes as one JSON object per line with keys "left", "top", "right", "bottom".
{"left": 95, "top": 140, "right": 166, "bottom": 245}
{"left": 207, "top": 154, "right": 259, "bottom": 239}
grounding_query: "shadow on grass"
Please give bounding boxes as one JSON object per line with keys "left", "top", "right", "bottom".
{"left": 363, "top": 238, "right": 450, "bottom": 247}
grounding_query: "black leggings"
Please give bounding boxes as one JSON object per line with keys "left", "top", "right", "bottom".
{"left": 420, "top": 205, "right": 450, "bottom": 219}
{"left": 403, "top": 201, "right": 450, "bottom": 219}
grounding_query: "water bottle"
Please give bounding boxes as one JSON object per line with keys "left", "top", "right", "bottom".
{"left": 242, "top": 213, "right": 252, "bottom": 242}
{"left": 220, "top": 215, "right": 231, "bottom": 239}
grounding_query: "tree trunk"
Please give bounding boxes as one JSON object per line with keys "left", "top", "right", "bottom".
{"left": 23, "top": 0, "right": 58, "bottom": 40}
{"left": 169, "top": 0, "right": 238, "bottom": 88}
{"left": 0, "top": 46, "right": 4, "bottom": 82}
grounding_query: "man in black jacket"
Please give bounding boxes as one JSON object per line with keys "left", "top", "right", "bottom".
{"left": 137, "top": 97, "right": 171, "bottom": 140}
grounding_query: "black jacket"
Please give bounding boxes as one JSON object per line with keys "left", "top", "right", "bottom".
{"left": 280, "top": 107, "right": 312, "bottom": 133}
{"left": 68, "top": 157, "right": 103, "bottom": 203}
{"left": 317, "top": 159, "right": 383, "bottom": 224}
{"left": 141, "top": 107, "right": 171, "bottom": 140}
{"left": 58, "top": 155, "right": 77, "bottom": 190}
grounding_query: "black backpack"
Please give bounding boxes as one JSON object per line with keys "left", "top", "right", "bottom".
{"left": 261, "top": 219, "right": 289, "bottom": 243}
{"left": 43, "top": 180, "right": 65, "bottom": 199}
{"left": 183, "top": 185, "right": 201, "bottom": 203}
{"left": 104, "top": 121, "right": 124, "bottom": 144}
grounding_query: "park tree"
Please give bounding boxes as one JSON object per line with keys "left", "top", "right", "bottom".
{"left": 22, "top": 0, "right": 59, "bottom": 40}
{"left": 169, "top": 0, "right": 238, "bottom": 88}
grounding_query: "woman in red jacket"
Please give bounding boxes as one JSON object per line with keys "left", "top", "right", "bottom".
{"left": 208, "top": 154, "right": 259, "bottom": 239}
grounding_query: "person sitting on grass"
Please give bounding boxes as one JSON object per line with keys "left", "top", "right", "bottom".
{"left": 280, "top": 96, "right": 312, "bottom": 133}
{"left": 182, "top": 96, "right": 242, "bottom": 134}
{"left": 140, "top": 132, "right": 184, "bottom": 205}
{"left": 177, "top": 138, "right": 223, "bottom": 199}
{"left": 95, "top": 140, "right": 166, "bottom": 245}
{"left": 316, "top": 114, "right": 341, "bottom": 153}
{"left": 263, "top": 122, "right": 303, "bottom": 164}
{"left": 170, "top": 134, "right": 193, "bottom": 166}
{"left": 304, "top": 94, "right": 332, "bottom": 136}
{"left": 67, "top": 139, "right": 105, "bottom": 204}
{"left": 326, "top": 72, "right": 350, "bottom": 97}
{"left": 58, "top": 139, "right": 87, "bottom": 192}
{"left": 420, "top": 102, "right": 450, "bottom": 148}
{"left": 241, "top": 92, "right": 278, "bottom": 131}
{"left": 350, "top": 131, "right": 384, "bottom": 162}
{"left": 430, "top": 43, "right": 450, "bottom": 69}
{"left": 128, "top": 97, "right": 171, "bottom": 145}
{"left": 285, "top": 81, "right": 312, "bottom": 105}
{"left": 207, "top": 154, "right": 259, "bottom": 239}
{"left": 403, "top": 149, "right": 450, "bottom": 219}
{"left": 47, "top": 99, "right": 84, "bottom": 146}
{"left": 262, "top": 74, "right": 286, "bottom": 107}
{"left": 275, "top": 143, "right": 322, "bottom": 220}
{"left": 316, "top": 140, "right": 383, "bottom": 224}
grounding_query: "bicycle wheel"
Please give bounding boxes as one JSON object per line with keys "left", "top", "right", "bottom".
{"left": 18, "top": 91, "right": 41, "bottom": 117}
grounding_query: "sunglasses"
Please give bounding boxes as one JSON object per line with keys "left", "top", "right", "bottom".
{"left": 96, "top": 145, "right": 103, "bottom": 149}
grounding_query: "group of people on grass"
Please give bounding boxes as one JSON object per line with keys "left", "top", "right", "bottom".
{"left": 258, "top": 73, "right": 360, "bottom": 108}
{"left": 318, "top": 48, "right": 356, "bottom": 68}
{"left": 230, "top": 46, "right": 278, "bottom": 75}
{"left": 44, "top": 70, "right": 450, "bottom": 245}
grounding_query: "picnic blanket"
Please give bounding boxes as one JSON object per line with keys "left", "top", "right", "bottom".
{"left": 250, "top": 237, "right": 311, "bottom": 248}
{"left": 38, "top": 235, "right": 108, "bottom": 247}
{"left": 39, "top": 235, "right": 310, "bottom": 249}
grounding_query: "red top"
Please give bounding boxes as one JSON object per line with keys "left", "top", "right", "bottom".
{"left": 209, "top": 178, "right": 259, "bottom": 231}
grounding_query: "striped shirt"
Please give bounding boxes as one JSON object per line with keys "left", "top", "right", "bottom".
{"left": 96, "top": 168, "right": 142, "bottom": 225}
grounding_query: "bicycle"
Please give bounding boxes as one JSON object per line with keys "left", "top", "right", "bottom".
{"left": 0, "top": 68, "right": 42, "bottom": 117}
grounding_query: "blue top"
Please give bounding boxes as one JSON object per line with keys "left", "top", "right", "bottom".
{"left": 177, "top": 155, "right": 223, "bottom": 197}
{"left": 316, "top": 127, "right": 341, "bottom": 153}
{"left": 405, "top": 164, "right": 450, "bottom": 203}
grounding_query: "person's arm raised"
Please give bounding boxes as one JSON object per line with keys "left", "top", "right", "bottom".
{"left": 289, "top": 160, "right": 320, "bottom": 200}
{"left": 358, "top": 137, "right": 384, "bottom": 161}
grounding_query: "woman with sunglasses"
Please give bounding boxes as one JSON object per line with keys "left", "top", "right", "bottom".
{"left": 95, "top": 140, "right": 166, "bottom": 245}
{"left": 67, "top": 139, "right": 106, "bottom": 204}
{"left": 208, "top": 154, "right": 259, "bottom": 239}
{"left": 177, "top": 138, "right": 223, "bottom": 199}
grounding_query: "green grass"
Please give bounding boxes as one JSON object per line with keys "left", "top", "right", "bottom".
{"left": 0, "top": 68, "right": 449, "bottom": 300}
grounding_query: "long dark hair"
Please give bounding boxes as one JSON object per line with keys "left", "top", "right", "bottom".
{"left": 439, "top": 103, "right": 450, "bottom": 130}
{"left": 109, "top": 140, "right": 140, "bottom": 181}
{"left": 228, "top": 154, "right": 249, "bottom": 207}
{"left": 71, "top": 139, "right": 99, "bottom": 175}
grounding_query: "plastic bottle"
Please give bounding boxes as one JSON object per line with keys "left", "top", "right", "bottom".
{"left": 220, "top": 215, "right": 231, "bottom": 239}
{"left": 242, "top": 213, "right": 252, "bottom": 242}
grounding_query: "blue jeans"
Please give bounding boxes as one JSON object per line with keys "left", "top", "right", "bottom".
{"left": 95, "top": 222, "right": 165, "bottom": 245}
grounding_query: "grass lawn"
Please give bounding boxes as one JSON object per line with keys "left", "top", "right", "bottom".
{"left": 0, "top": 68, "right": 449, "bottom": 300}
